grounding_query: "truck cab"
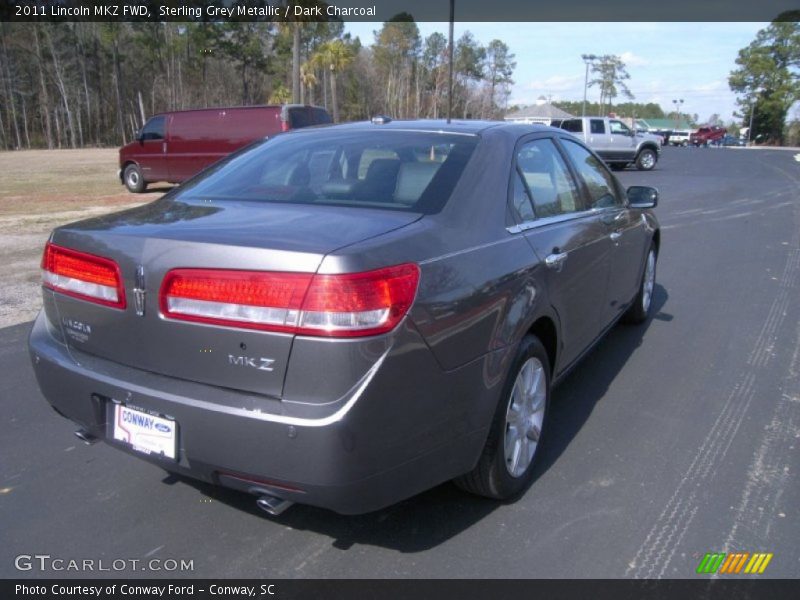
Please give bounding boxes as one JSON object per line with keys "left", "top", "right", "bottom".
{"left": 552, "top": 116, "right": 660, "bottom": 171}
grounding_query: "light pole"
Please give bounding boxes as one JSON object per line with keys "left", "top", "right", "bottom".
{"left": 672, "top": 98, "right": 683, "bottom": 129}
{"left": 581, "top": 54, "right": 597, "bottom": 117}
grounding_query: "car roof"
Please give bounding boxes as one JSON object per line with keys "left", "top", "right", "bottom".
{"left": 289, "top": 119, "right": 559, "bottom": 137}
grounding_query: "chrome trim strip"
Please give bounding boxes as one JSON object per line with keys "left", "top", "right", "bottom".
{"left": 506, "top": 207, "right": 615, "bottom": 233}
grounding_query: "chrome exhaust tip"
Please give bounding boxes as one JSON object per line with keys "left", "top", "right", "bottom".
{"left": 256, "top": 494, "right": 293, "bottom": 516}
{"left": 74, "top": 428, "right": 99, "bottom": 445}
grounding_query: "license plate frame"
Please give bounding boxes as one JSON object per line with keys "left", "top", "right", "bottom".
{"left": 111, "top": 402, "right": 178, "bottom": 461}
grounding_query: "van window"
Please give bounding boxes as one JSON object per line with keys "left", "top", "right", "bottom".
{"left": 288, "top": 108, "right": 311, "bottom": 129}
{"left": 140, "top": 116, "right": 165, "bottom": 141}
{"left": 311, "top": 108, "right": 332, "bottom": 125}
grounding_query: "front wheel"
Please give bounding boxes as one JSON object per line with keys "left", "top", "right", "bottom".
{"left": 635, "top": 148, "right": 657, "bottom": 171}
{"left": 623, "top": 243, "right": 657, "bottom": 324}
{"left": 123, "top": 164, "right": 147, "bottom": 193}
{"left": 454, "top": 335, "right": 550, "bottom": 500}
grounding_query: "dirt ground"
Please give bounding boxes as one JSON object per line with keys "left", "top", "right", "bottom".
{"left": 0, "top": 149, "right": 167, "bottom": 328}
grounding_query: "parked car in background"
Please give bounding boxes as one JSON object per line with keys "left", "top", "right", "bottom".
{"left": 720, "top": 134, "right": 746, "bottom": 147}
{"left": 552, "top": 116, "right": 661, "bottom": 170}
{"left": 690, "top": 126, "right": 727, "bottom": 147}
{"left": 31, "top": 119, "right": 660, "bottom": 515}
{"left": 668, "top": 130, "right": 693, "bottom": 146}
{"left": 119, "top": 104, "right": 332, "bottom": 193}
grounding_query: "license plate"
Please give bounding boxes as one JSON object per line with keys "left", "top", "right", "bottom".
{"left": 112, "top": 403, "right": 177, "bottom": 460}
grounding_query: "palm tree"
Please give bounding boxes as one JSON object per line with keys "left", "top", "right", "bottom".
{"left": 311, "top": 39, "right": 354, "bottom": 123}
{"left": 300, "top": 62, "right": 318, "bottom": 105}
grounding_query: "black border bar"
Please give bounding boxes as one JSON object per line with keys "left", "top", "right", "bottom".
{"left": 5, "top": 579, "right": 800, "bottom": 600}
{"left": 1, "top": 0, "right": 799, "bottom": 23}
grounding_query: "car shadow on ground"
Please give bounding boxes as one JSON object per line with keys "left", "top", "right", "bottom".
{"left": 532, "top": 284, "right": 671, "bottom": 479}
{"left": 171, "top": 284, "right": 671, "bottom": 553}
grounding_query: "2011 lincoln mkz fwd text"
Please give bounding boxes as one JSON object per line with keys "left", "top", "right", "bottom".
{"left": 29, "top": 119, "right": 660, "bottom": 515}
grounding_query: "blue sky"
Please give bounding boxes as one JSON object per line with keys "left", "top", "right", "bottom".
{"left": 345, "top": 22, "right": 773, "bottom": 123}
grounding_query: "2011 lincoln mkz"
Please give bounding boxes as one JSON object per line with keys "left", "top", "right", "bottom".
{"left": 29, "top": 119, "right": 660, "bottom": 515}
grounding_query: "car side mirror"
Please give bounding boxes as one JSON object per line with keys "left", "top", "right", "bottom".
{"left": 627, "top": 186, "right": 658, "bottom": 208}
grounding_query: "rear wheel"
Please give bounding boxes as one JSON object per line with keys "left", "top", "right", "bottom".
{"left": 454, "top": 335, "right": 550, "bottom": 500}
{"left": 623, "top": 243, "right": 657, "bottom": 324}
{"left": 635, "top": 148, "right": 657, "bottom": 171}
{"left": 123, "top": 164, "right": 147, "bottom": 193}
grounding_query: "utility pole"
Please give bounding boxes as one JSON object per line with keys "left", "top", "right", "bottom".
{"left": 447, "top": 0, "right": 455, "bottom": 124}
{"left": 672, "top": 98, "right": 683, "bottom": 129}
{"left": 581, "top": 54, "right": 597, "bottom": 117}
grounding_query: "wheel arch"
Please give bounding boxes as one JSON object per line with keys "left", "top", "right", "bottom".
{"left": 528, "top": 315, "right": 558, "bottom": 377}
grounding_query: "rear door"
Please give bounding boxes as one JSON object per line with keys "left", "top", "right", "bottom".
{"left": 588, "top": 118, "right": 613, "bottom": 156}
{"left": 558, "top": 137, "right": 648, "bottom": 323}
{"left": 133, "top": 116, "right": 168, "bottom": 182}
{"left": 511, "top": 135, "right": 613, "bottom": 371}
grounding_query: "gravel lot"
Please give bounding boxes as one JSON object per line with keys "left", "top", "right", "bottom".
{"left": 0, "top": 149, "right": 162, "bottom": 328}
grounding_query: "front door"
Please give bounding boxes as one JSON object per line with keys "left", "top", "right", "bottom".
{"left": 133, "top": 116, "right": 168, "bottom": 183}
{"left": 558, "top": 137, "right": 648, "bottom": 323}
{"left": 511, "top": 136, "right": 613, "bottom": 372}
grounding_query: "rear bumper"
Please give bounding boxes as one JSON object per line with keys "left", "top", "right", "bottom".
{"left": 28, "top": 311, "right": 502, "bottom": 514}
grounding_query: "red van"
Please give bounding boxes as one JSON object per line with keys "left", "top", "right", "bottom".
{"left": 119, "top": 104, "right": 332, "bottom": 193}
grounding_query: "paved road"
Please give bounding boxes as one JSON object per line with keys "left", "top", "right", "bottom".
{"left": 2, "top": 147, "right": 798, "bottom": 579}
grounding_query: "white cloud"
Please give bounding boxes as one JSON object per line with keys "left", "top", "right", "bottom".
{"left": 620, "top": 51, "right": 648, "bottom": 67}
{"left": 524, "top": 74, "right": 583, "bottom": 93}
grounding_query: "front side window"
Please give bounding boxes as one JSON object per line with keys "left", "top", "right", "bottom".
{"left": 513, "top": 138, "right": 583, "bottom": 220}
{"left": 140, "top": 116, "right": 165, "bottom": 141}
{"left": 609, "top": 120, "right": 631, "bottom": 135}
{"left": 175, "top": 131, "right": 478, "bottom": 214}
{"left": 560, "top": 139, "right": 623, "bottom": 210}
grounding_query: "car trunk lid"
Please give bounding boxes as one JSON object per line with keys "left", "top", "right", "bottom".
{"left": 45, "top": 198, "right": 421, "bottom": 398}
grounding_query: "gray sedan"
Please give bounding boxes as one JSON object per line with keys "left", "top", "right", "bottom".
{"left": 29, "top": 119, "right": 660, "bottom": 515}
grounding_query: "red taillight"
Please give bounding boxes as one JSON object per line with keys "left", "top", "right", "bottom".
{"left": 160, "top": 264, "right": 420, "bottom": 337}
{"left": 41, "top": 242, "right": 126, "bottom": 309}
{"left": 280, "top": 119, "right": 290, "bottom": 132}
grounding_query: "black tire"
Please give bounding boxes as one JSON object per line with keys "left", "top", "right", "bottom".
{"left": 454, "top": 335, "right": 550, "bottom": 500}
{"left": 635, "top": 148, "right": 657, "bottom": 171}
{"left": 123, "top": 163, "right": 147, "bottom": 193}
{"left": 623, "top": 242, "right": 657, "bottom": 324}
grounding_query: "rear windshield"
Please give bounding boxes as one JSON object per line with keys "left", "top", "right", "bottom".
{"left": 175, "top": 130, "right": 478, "bottom": 214}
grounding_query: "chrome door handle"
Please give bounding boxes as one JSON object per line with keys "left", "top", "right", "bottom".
{"left": 545, "top": 251, "right": 568, "bottom": 271}
{"left": 610, "top": 231, "right": 622, "bottom": 242}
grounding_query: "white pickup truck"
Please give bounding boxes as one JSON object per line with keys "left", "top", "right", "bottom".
{"left": 551, "top": 116, "right": 661, "bottom": 171}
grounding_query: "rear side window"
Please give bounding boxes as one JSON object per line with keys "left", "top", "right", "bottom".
{"left": 559, "top": 119, "right": 583, "bottom": 133}
{"left": 176, "top": 131, "right": 478, "bottom": 214}
{"left": 590, "top": 119, "right": 606, "bottom": 134}
{"left": 140, "top": 116, "right": 165, "bottom": 140}
{"left": 560, "top": 139, "right": 623, "bottom": 209}
{"left": 513, "top": 138, "right": 583, "bottom": 220}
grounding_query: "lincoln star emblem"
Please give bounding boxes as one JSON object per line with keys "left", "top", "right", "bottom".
{"left": 133, "top": 265, "right": 146, "bottom": 317}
